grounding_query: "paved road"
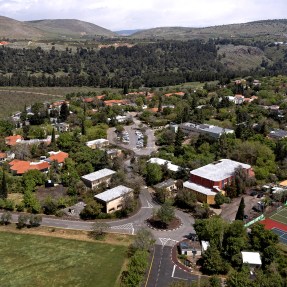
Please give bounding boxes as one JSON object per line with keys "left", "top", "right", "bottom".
{"left": 145, "top": 245, "right": 201, "bottom": 287}
{"left": 107, "top": 113, "right": 157, "bottom": 156}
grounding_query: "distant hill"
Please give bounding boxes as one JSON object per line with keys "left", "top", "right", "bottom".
{"left": 0, "top": 16, "right": 47, "bottom": 39}
{"left": 114, "top": 29, "right": 143, "bottom": 36}
{"left": 27, "top": 19, "right": 117, "bottom": 38}
{"left": 0, "top": 16, "right": 117, "bottom": 39}
{"left": 131, "top": 19, "right": 287, "bottom": 41}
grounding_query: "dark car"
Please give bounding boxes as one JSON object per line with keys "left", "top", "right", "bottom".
{"left": 257, "top": 193, "right": 264, "bottom": 198}
{"left": 250, "top": 191, "right": 257, "bottom": 196}
{"left": 244, "top": 215, "right": 249, "bottom": 219}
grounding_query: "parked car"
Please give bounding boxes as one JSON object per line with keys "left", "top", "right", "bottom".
{"left": 250, "top": 191, "right": 258, "bottom": 196}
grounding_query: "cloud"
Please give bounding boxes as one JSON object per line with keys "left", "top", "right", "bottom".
{"left": 0, "top": 0, "right": 286, "bottom": 30}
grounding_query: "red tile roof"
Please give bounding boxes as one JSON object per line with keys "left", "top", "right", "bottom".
{"left": 104, "top": 100, "right": 129, "bottom": 106}
{"left": 96, "top": 95, "right": 105, "bottom": 100}
{"left": 48, "top": 151, "right": 69, "bottom": 163}
{"left": 164, "top": 92, "right": 185, "bottom": 97}
{"left": 148, "top": 107, "right": 159, "bottom": 113}
{"left": 0, "top": 152, "right": 7, "bottom": 159}
{"left": 5, "top": 135, "right": 23, "bottom": 146}
{"left": 9, "top": 160, "right": 50, "bottom": 175}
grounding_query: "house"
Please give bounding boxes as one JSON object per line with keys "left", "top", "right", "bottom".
{"left": 148, "top": 158, "right": 181, "bottom": 173}
{"left": 154, "top": 179, "right": 177, "bottom": 193}
{"left": 94, "top": 185, "right": 134, "bottom": 213}
{"left": 179, "top": 122, "right": 234, "bottom": 139}
{"left": 55, "top": 123, "right": 69, "bottom": 132}
{"left": 5, "top": 135, "right": 23, "bottom": 146}
{"left": 268, "top": 129, "right": 287, "bottom": 140}
{"left": 183, "top": 159, "right": 253, "bottom": 204}
{"left": 0, "top": 152, "right": 7, "bottom": 162}
{"left": 241, "top": 251, "right": 262, "bottom": 269}
{"left": 178, "top": 240, "right": 201, "bottom": 256}
{"left": 81, "top": 168, "right": 116, "bottom": 189}
{"left": 104, "top": 100, "right": 129, "bottom": 106}
{"left": 164, "top": 92, "right": 185, "bottom": 97}
{"left": 45, "top": 151, "right": 69, "bottom": 165}
{"left": 9, "top": 160, "right": 50, "bottom": 175}
{"left": 86, "top": 139, "right": 109, "bottom": 149}
{"left": 106, "top": 149, "right": 122, "bottom": 159}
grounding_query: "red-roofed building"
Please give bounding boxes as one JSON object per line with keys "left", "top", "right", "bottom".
{"left": 0, "top": 41, "right": 9, "bottom": 46}
{"left": 104, "top": 100, "right": 129, "bottom": 106}
{"left": 9, "top": 160, "right": 50, "bottom": 175}
{"left": 83, "top": 97, "right": 94, "bottom": 103}
{"left": 164, "top": 92, "right": 185, "bottom": 97}
{"left": 96, "top": 95, "right": 105, "bottom": 100}
{"left": 0, "top": 152, "right": 7, "bottom": 162}
{"left": 148, "top": 107, "right": 159, "bottom": 113}
{"left": 46, "top": 151, "right": 69, "bottom": 164}
{"left": 5, "top": 135, "right": 23, "bottom": 146}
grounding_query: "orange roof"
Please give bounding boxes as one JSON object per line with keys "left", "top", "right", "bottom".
{"left": 148, "top": 108, "right": 159, "bottom": 113}
{"left": 83, "top": 97, "right": 94, "bottom": 103}
{"left": 9, "top": 160, "right": 50, "bottom": 175}
{"left": 164, "top": 92, "right": 185, "bottom": 97}
{"left": 5, "top": 135, "right": 23, "bottom": 146}
{"left": 96, "top": 95, "right": 105, "bottom": 100}
{"left": 0, "top": 41, "right": 9, "bottom": 45}
{"left": 104, "top": 100, "right": 129, "bottom": 106}
{"left": 48, "top": 151, "right": 69, "bottom": 163}
{"left": 235, "top": 94, "right": 244, "bottom": 99}
{"left": 0, "top": 152, "right": 7, "bottom": 159}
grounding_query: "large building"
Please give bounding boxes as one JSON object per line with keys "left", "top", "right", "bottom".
{"left": 94, "top": 185, "right": 133, "bottom": 213}
{"left": 184, "top": 159, "right": 253, "bottom": 204}
{"left": 179, "top": 123, "right": 234, "bottom": 139}
{"left": 148, "top": 158, "right": 181, "bottom": 172}
{"left": 86, "top": 139, "right": 109, "bottom": 149}
{"left": 81, "top": 168, "right": 116, "bottom": 189}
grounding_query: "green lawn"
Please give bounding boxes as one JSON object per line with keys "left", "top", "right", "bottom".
{"left": 0, "top": 232, "right": 127, "bottom": 287}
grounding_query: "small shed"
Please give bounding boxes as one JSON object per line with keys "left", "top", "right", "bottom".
{"left": 201, "top": 241, "right": 210, "bottom": 253}
{"left": 241, "top": 251, "right": 262, "bottom": 268}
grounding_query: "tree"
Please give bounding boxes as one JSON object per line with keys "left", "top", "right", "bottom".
{"left": 225, "top": 267, "right": 251, "bottom": 287}
{"left": 90, "top": 222, "right": 110, "bottom": 240}
{"left": 214, "top": 192, "right": 226, "bottom": 207}
{"left": 156, "top": 201, "right": 175, "bottom": 228}
{"left": 0, "top": 170, "right": 8, "bottom": 199}
{"left": 235, "top": 197, "right": 245, "bottom": 220}
{"left": 17, "top": 214, "right": 29, "bottom": 229}
{"left": 175, "top": 188, "right": 196, "bottom": 210}
{"left": 146, "top": 163, "right": 162, "bottom": 185}
{"left": 51, "top": 128, "right": 56, "bottom": 147}
{"left": 59, "top": 102, "right": 69, "bottom": 122}
{"left": 201, "top": 246, "right": 228, "bottom": 275}
{"left": 130, "top": 228, "right": 155, "bottom": 254}
{"left": 174, "top": 128, "right": 184, "bottom": 156}
{"left": 0, "top": 211, "right": 12, "bottom": 225}
{"left": 80, "top": 201, "right": 102, "bottom": 220}
{"left": 29, "top": 214, "right": 42, "bottom": 227}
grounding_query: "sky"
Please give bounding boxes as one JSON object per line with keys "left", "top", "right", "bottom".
{"left": 0, "top": 0, "right": 286, "bottom": 30}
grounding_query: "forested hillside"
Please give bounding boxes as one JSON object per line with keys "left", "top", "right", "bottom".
{"left": 0, "top": 39, "right": 287, "bottom": 88}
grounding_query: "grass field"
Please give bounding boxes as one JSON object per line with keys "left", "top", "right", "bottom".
{"left": 0, "top": 87, "right": 119, "bottom": 118}
{"left": 0, "top": 232, "right": 127, "bottom": 287}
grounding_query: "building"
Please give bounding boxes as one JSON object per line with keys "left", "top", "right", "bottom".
{"left": 81, "top": 168, "right": 116, "bottom": 189}
{"left": 5, "top": 135, "right": 23, "bottom": 146}
{"left": 9, "top": 160, "right": 50, "bottom": 175}
{"left": 45, "top": 151, "right": 69, "bottom": 165}
{"left": 94, "top": 185, "right": 134, "bottom": 213}
{"left": 55, "top": 123, "right": 69, "bottom": 133}
{"left": 183, "top": 159, "right": 252, "bottom": 204}
{"left": 106, "top": 149, "right": 122, "bottom": 159}
{"left": 241, "top": 251, "right": 262, "bottom": 269}
{"left": 86, "top": 139, "right": 109, "bottom": 149}
{"left": 268, "top": 129, "right": 287, "bottom": 140}
{"left": 179, "top": 123, "right": 234, "bottom": 139}
{"left": 104, "top": 100, "right": 129, "bottom": 106}
{"left": 0, "top": 152, "right": 7, "bottom": 162}
{"left": 183, "top": 181, "right": 217, "bottom": 204}
{"left": 148, "top": 158, "right": 181, "bottom": 173}
{"left": 154, "top": 179, "right": 177, "bottom": 192}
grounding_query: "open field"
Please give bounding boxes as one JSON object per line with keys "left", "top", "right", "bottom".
{"left": 0, "top": 231, "right": 128, "bottom": 287}
{"left": 0, "top": 87, "right": 119, "bottom": 118}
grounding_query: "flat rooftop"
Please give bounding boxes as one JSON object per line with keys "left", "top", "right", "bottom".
{"left": 154, "top": 179, "right": 175, "bottom": 189}
{"left": 86, "top": 139, "right": 109, "bottom": 145}
{"left": 81, "top": 168, "right": 116, "bottom": 182}
{"left": 183, "top": 181, "right": 216, "bottom": 196}
{"left": 241, "top": 251, "right": 262, "bottom": 265}
{"left": 148, "top": 158, "right": 180, "bottom": 172}
{"left": 94, "top": 185, "right": 133, "bottom": 202}
{"left": 190, "top": 159, "right": 251, "bottom": 182}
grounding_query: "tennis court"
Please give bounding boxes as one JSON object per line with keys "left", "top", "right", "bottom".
{"left": 270, "top": 207, "right": 287, "bottom": 225}
{"left": 272, "top": 228, "right": 287, "bottom": 245}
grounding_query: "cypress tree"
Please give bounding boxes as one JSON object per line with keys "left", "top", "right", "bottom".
{"left": 0, "top": 170, "right": 8, "bottom": 199}
{"left": 51, "top": 128, "right": 56, "bottom": 145}
{"left": 235, "top": 197, "right": 245, "bottom": 220}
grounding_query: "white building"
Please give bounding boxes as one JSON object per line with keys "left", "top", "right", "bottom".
{"left": 81, "top": 168, "right": 116, "bottom": 189}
